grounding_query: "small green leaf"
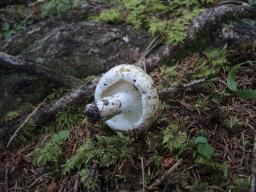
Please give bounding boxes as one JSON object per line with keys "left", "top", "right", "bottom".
{"left": 227, "top": 62, "right": 256, "bottom": 99}
{"left": 218, "top": 162, "right": 228, "bottom": 177}
{"left": 197, "top": 143, "right": 214, "bottom": 159}
{"left": 194, "top": 136, "right": 208, "bottom": 144}
{"left": 52, "top": 130, "right": 69, "bottom": 143}
{"left": 227, "top": 64, "right": 240, "bottom": 92}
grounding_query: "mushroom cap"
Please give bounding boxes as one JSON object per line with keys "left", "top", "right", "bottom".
{"left": 95, "top": 64, "right": 159, "bottom": 131}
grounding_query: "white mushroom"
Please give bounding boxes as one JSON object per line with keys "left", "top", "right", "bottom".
{"left": 85, "top": 64, "right": 159, "bottom": 131}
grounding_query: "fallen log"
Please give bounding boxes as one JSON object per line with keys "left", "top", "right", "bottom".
{"left": 0, "top": 3, "right": 256, "bottom": 140}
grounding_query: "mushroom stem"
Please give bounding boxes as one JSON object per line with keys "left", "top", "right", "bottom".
{"left": 85, "top": 91, "right": 135, "bottom": 121}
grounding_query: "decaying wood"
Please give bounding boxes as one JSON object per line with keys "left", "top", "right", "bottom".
{"left": 0, "top": 3, "right": 256, "bottom": 140}
{"left": 0, "top": 52, "right": 82, "bottom": 87}
{"left": 188, "top": 3, "right": 256, "bottom": 41}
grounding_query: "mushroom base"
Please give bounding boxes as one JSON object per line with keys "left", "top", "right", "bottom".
{"left": 85, "top": 91, "right": 138, "bottom": 122}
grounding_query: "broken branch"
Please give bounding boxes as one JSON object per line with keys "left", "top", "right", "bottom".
{"left": 148, "top": 159, "right": 182, "bottom": 190}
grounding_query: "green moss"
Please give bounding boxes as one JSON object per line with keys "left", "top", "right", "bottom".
{"left": 99, "top": 9, "right": 122, "bottom": 23}
{"left": 194, "top": 97, "right": 209, "bottom": 111}
{"left": 224, "top": 116, "right": 246, "bottom": 133}
{"left": 162, "top": 123, "right": 187, "bottom": 152}
{"left": 79, "top": 168, "right": 100, "bottom": 191}
{"left": 166, "top": 9, "right": 204, "bottom": 44}
{"left": 163, "top": 66, "right": 177, "bottom": 78}
{"left": 63, "top": 133, "right": 133, "bottom": 174}
{"left": 3, "top": 111, "right": 20, "bottom": 122}
{"left": 205, "top": 47, "right": 229, "bottom": 66}
{"left": 41, "top": 0, "right": 87, "bottom": 16}
{"left": 147, "top": 17, "right": 167, "bottom": 36}
{"left": 232, "top": 176, "right": 251, "bottom": 192}
{"left": 193, "top": 47, "right": 229, "bottom": 78}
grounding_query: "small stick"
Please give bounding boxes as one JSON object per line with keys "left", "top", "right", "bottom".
{"left": 251, "top": 132, "right": 256, "bottom": 192}
{"left": 148, "top": 159, "right": 182, "bottom": 190}
{"left": 140, "top": 157, "right": 145, "bottom": 192}
{"left": 6, "top": 98, "right": 47, "bottom": 147}
{"left": 160, "top": 77, "right": 212, "bottom": 95}
{"left": 4, "top": 162, "right": 9, "bottom": 192}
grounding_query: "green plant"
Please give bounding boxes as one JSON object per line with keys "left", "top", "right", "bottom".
{"left": 163, "top": 123, "right": 187, "bottom": 151}
{"left": 193, "top": 136, "right": 228, "bottom": 177}
{"left": 3, "top": 111, "right": 20, "bottom": 122}
{"left": 47, "top": 87, "right": 67, "bottom": 100}
{"left": 166, "top": 9, "right": 203, "bottom": 44}
{"left": 99, "top": 9, "right": 122, "bottom": 23}
{"left": 186, "top": 181, "right": 209, "bottom": 192}
{"left": 194, "top": 47, "right": 228, "bottom": 78}
{"left": 0, "top": 19, "right": 30, "bottom": 39}
{"left": 227, "top": 61, "right": 256, "bottom": 99}
{"left": 56, "top": 110, "right": 83, "bottom": 129}
{"left": 163, "top": 66, "right": 177, "bottom": 78}
{"left": 63, "top": 133, "right": 133, "bottom": 173}
{"left": 97, "top": 0, "right": 208, "bottom": 43}
{"left": 0, "top": 22, "right": 15, "bottom": 39}
{"left": 194, "top": 98, "right": 209, "bottom": 111}
{"left": 41, "top": 0, "right": 86, "bottom": 16}
{"left": 148, "top": 154, "right": 164, "bottom": 174}
{"left": 147, "top": 17, "right": 167, "bottom": 36}
{"left": 206, "top": 47, "right": 228, "bottom": 66}
{"left": 224, "top": 116, "right": 245, "bottom": 133}
{"left": 195, "top": 157, "right": 228, "bottom": 177}
{"left": 46, "top": 108, "right": 83, "bottom": 131}
{"left": 31, "top": 130, "right": 69, "bottom": 167}
{"left": 194, "top": 136, "right": 214, "bottom": 159}
{"left": 79, "top": 168, "right": 100, "bottom": 191}
{"left": 231, "top": 176, "right": 251, "bottom": 192}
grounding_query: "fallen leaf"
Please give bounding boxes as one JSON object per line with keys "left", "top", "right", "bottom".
{"left": 47, "top": 182, "right": 58, "bottom": 192}
{"left": 162, "top": 157, "right": 176, "bottom": 169}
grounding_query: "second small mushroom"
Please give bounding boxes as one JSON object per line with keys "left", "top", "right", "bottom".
{"left": 85, "top": 64, "right": 159, "bottom": 131}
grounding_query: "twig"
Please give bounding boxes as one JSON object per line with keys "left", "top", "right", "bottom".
{"left": 251, "top": 132, "right": 256, "bottom": 192}
{"left": 140, "top": 157, "right": 145, "bottom": 192}
{"left": 73, "top": 174, "right": 79, "bottom": 192}
{"left": 138, "top": 36, "right": 160, "bottom": 72}
{"left": 160, "top": 77, "right": 212, "bottom": 95}
{"left": 148, "top": 160, "right": 182, "bottom": 190}
{"left": 6, "top": 98, "right": 47, "bottom": 147}
{"left": 4, "top": 161, "right": 9, "bottom": 192}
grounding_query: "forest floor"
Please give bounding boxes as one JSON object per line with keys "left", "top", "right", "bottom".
{"left": 0, "top": 0, "right": 256, "bottom": 191}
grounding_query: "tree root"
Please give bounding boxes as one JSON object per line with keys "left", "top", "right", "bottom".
{"left": 0, "top": 51, "right": 82, "bottom": 87}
